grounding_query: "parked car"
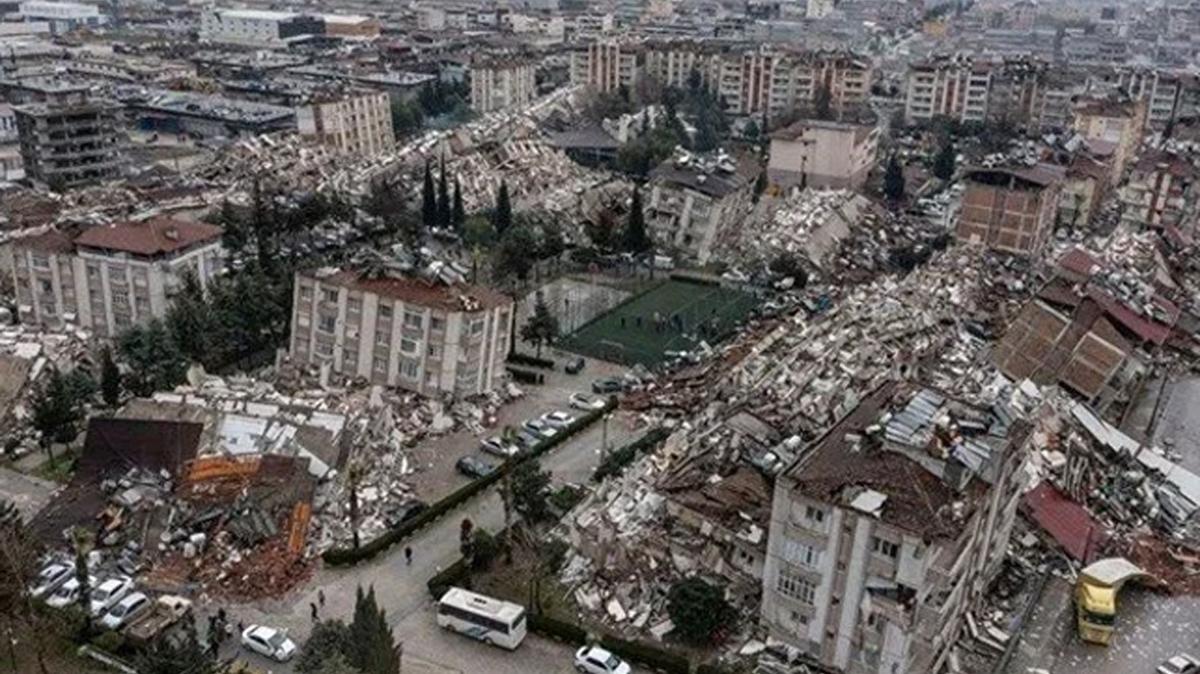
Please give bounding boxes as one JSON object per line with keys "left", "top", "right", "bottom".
{"left": 570, "top": 393, "right": 607, "bottom": 411}
{"left": 514, "top": 429, "right": 542, "bottom": 450}
{"left": 89, "top": 577, "right": 134, "bottom": 617}
{"left": 29, "top": 562, "right": 74, "bottom": 599}
{"left": 591, "top": 378, "right": 624, "bottom": 394}
{"left": 382, "top": 499, "right": 428, "bottom": 528}
{"left": 46, "top": 575, "right": 96, "bottom": 609}
{"left": 99, "top": 591, "right": 151, "bottom": 631}
{"left": 522, "top": 418, "right": 559, "bottom": 439}
{"left": 1159, "top": 654, "right": 1200, "bottom": 674}
{"left": 456, "top": 456, "right": 497, "bottom": 479}
{"left": 480, "top": 436, "right": 520, "bottom": 458}
{"left": 565, "top": 357, "right": 586, "bottom": 374}
{"left": 574, "top": 645, "right": 631, "bottom": 674}
{"left": 241, "top": 625, "right": 296, "bottom": 662}
{"left": 541, "top": 411, "right": 577, "bottom": 428}
{"left": 124, "top": 595, "right": 192, "bottom": 646}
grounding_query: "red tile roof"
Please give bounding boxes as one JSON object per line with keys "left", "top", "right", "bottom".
{"left": 318, "top": 269, "right": 512, "bottom": 312}
{"left": 15, "top": 230, "right": 76, "bottom": 254}
{"left": 1086, "top": 287, "right": 1175, "bottom": 345}
{"left": 74, "top": 217, "right": 222, "bottom": 256}
{"left": 1022, "top": 482, "right": 1106, "bottom": 562}
{"left": 1058, "top": 247, "right": 1101, "bottom": 279}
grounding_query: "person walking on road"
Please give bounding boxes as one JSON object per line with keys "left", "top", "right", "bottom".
{"left": 405, "top": 546, "right": 413, "bottom": 566}
{"left": 310, "top": 602, "right": 319, "bottom": 622}
{"left": 318, "top": 589, "right": 325, "bottom": 607}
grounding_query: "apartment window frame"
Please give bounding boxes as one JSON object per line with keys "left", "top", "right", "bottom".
{"left": 776, "top": 568, "right": 816, "bottom": 605}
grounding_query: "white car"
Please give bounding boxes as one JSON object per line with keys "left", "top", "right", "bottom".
{"left": 570, "top": 393, "right": 606, "bottom": 411}
{"left": 480, "top": 437, "right": 520, "bottom": 458}
{"left": 89, "top": 577, "right": 134, "bottom": 617}
{"left": 1159, "top": 654, "right": 1200, "bottom": 674}
{"left": 46, "top": 575, "right": 96, "bottom": 609}
{"left": 241, "top": 625, "right": 296, "bottom": 662}
{"left": 29, "top": 562, "right": 74, "bottom": 599}
{"left": 99, "top": 592, "right": 151, "bottom": 631}
{"left": 522, "top": 418, "right": 559, "bottom": 439}
{"left": 574, "top": 645, "right": 631, "bottom": 674}
{"left": 542, "top": 411, "right": 578, "bottom": 428}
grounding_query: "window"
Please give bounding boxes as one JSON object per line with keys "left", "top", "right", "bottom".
{"left": 805, "top": 505, "right": 825, "bottom": 524}
{"left": 31, "top": 254, "right": 49, "bottom": 270}
{"left": 39, "top": 279, "right": 53, "bottom": 294}
{"left": 315, "top": 340, "right": 333, "bottom": 356}
{"left": 375, "top": 330, "right": 390, "bottom": 346}
{"left": 470, "top": 318, "right": 485, "bottom": 335}
{"left": 318, "top": 313, "right": 336, "bottom": 333}
{"left": 783, "top": 541, "right": 820, "bottom": 568}
{"left": 300, "top": 286, "right": 313, "bottom": 301}
{"left": 790, "top": 610, "right": 809, "bottom": 626}
{"left": 373, "top": 356, "right": 388, "bottom": 372}
{"left": 348, "top": 297, "right": 362, "bottom": 313}
{"left": 427, "top": 344, "right": 442, "bottom": 359}
{"left": 400, "top": 359, "right": 419, "bottom": 379}
{"left": 776, "top": 569, "right": 816, "bottom": 605}
{"left": 400, "top": 337, "right": 419, "bottom": 354}
{"left": 322, "top": 289, "right": 338, "bottom": 303}
{"left": 379, "top": 304, "right": 393, "bottom": 318}
{"left": 404, "top": 311, "right": 424, "bottom": 329}
{"left": 871, "top": 537, "right": 899, "bottom": 559}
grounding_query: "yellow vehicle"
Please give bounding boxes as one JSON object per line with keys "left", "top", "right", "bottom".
{"left": 1076, "top": 557, "right": 1146, "bottom": 645}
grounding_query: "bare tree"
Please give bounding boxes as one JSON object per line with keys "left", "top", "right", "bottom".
{"left": 0, "top": 515, "right": 52, "bottom": 674}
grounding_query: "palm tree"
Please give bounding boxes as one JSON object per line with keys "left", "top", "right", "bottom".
{"left": 71, "top": 527, "right": 94, "bottom": 635}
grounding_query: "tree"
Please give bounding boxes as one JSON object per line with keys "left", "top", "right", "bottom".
{"left": 743, "top": 118, "right": 760, "bottom": 140}
{"left": 585, "top": 209, "right": 620, "bottom": 250}
{"left": 493, "top": 181, "right": 513, "bottom": 236}
{"left": 667, "top": 577, "right": 734, "bottom": 645}
{"left": 510, "top": 459, "right": 552, "bottom": 522}
{"left": 495, "top": 225, "right": 538, "bottom": 282}
{"left": 296, "top": 620, "right": 353, "bottom": 674}
{"left": 346, "top": 460, "right": 365, "bottom": 550}
{"left": 421, "top": 161, "right": 437, "bottom": 231}
{"left": 314, "top": 654, "right": 362, "bottom": 674}
{"left": 754, "top": 170, "right": 768, "bottom": 201}
{"left": 70, "top": 527, "right": 93, "bottom": 634}
{"left": 519, "top": 295, "right": 560, "bottom": 358}
{"left": 883, "top": 153, "right": 905, "bottom": 205}
{"left": 537, "top": 222, "right": 566, "bottom": 262}
{"left": 117, "top": 318, "right": 187, "bottom": 397}
{"left": 390, "top": 99, "right": 423, "bottom": 137}
{"left": 468, "top": 529, "right": 498, "bottom": 571}
{"left": 437, "top": 159, "right": 451, "bottom": 230}
{"left": 30, "top": 368, "right": 91, "bottom": 462}
{"left": 813, "top": 81, "right": 833, "bottom": 120}
{"left": 348, "top": 586, "right": 400, "bottom": 674}
{"left": 99, "top": 346, "right": 120, "bottom": 408}
{"left": 165, "top": 272, "right": 216, "bottom": 368}
{"left": 932, "top": 137, "right": 956, "bottom": 181}
{"left": 452, "top": 179, "right": 465, "bottom": 231}
{"left": 132, "top": 614, "right": 222, "bottom": 674}
{"left": 769, "top": 252, "right": 808, "bottom": 287}
{"left": 622, "top": 187, "right": 652, "bottom": 255}
{"left": 0, "top": 504, "right": 54, "bottom": 674}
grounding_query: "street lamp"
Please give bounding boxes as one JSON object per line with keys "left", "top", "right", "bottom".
{"left": 600, "top": 412, "right": 613, "bottom": 462}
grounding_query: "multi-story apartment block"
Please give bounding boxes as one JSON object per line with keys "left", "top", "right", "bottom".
{"left": 288, "top": 266, "right": 513, "bottom": 397}
{"left": 761, "top": 382, "right": 1029, "bottom": 674}
{"left": 767, "top": 116, "right": 879, "bottom": 191}
{"left": 1071, "top": 96, "right": 1146, "bottom": 185}
{"left": 646, "top": 151, "right": 759, "bottom": 264}
{"left": 1120, "top": 149, "right": 1199, "bottom": 231}
{"left": 14, "top": 83, "right": 124, "bottom": 190}
{"left": 469, "top": 58, "right": 536, "bottom": 113}
{"left": 10, "top": 219, "right": 224, "bottom": 337}
{"left": 569, "top": 41, "right": 643, "bottom": 93}
{"left": 956, "top": 165, "right": 1063, "bottom": 257}
{"left": 297, "top": 91, "right": 394, "bottom": 157}
{"left": 1107, "top": 67, "right": 1192, "bottom": 131}
{"left": 904, "top": 54, "right": 1048, "bottom": 127}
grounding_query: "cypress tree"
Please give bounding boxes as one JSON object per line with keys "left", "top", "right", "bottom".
{"left": 421, "top": 161, "right": 437, "bottom": 231}
{"left": 493, "top": 181, "right": 513, "bottom": 235}
{"left": 452, "top": 179, "right": 465, "bottom": 230}
{"left": 437, "top": 157, "right": 451, "bottom": 229}
{"left": 622, "top": 187, "right": 651, "bottom": 254}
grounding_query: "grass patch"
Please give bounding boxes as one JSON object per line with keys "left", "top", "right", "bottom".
{"left": 33, "top": 450, "right": 78, "bottom": 484}
{"left": 471, "top": 534, "right": 581, "bottom": 623}
{"left": 558, "top": 279, "right": 758, "bottom": 367}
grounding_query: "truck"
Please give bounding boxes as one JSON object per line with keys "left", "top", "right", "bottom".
{"left": 1076, "top": 557, "right": 1146, "bottom": 645}
{"left": 123, "top": 595, "right": 192, "bottom": 646}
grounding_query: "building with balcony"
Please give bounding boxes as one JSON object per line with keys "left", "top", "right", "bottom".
{"left": 761, "top": 382, "right": 1030, "bottom": 674}
{"left": 1071, "top": 96, "right": 1146, "bottom": 185}
{"left": 904, "top": 54, "right": 1048, "bottom": 127}
{"left": 288, "top": 264, "right": 513, "bottom": 397}
{"left": 297, "top": 90, "right": 394, "bottom": 157}
{"left": 767, "top": 115, "right": 879, "bottom": 192}
{"left": 14, "top": 89, "right": 123, "bottom": 190}
{"left": 569, "top": 40, "right": 643, "bottom": 93}
{"left": 956, "top": 165, "right": 1063, "bottom": 257}
{"left": 646, "top": 150, "right": 760, "bottom": 264}
{"left": 9, "top": 218, "right": 224, "bottom": 337}
{"left": 1119, "top": 149, "right": 1198, "bottom": 232}
{"left": 469, "top": 58, "right": 536, "bottom": 113}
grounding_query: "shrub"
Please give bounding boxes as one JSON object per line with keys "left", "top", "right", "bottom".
{"left": 427, "top": 558, "right": 470, "bottom": 599}
{"left": 539, "top": 539, "right": 570, "bottom": 574}
{"left": 667, "top": 577, "right": 734, "bottom": 645}
{"left": 90, "top": 630, "right": 125, "bottom": 654}
{"left": 599, "top": 634, "right": 690, "bottom": 674}
{"left": 469, "top": 529, "right": 499, "bottom": 570}
{"left": 548, "top": 484, "right": 586, "bottom": 514}
{"left": 593, "top": 428, "right": 670, "bottom": 482}
{"left": 506, "top": 368, "right": 545, "bottom": 385}
{"left": 528, "top": 614, "right": 588, "bottom": 646}
{"left": 507, "top": 353, "right": 555, "bottom": 370}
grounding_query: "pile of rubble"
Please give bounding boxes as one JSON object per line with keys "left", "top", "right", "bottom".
{"left": 0, "top": 325, "right": 96, "bottom": 454}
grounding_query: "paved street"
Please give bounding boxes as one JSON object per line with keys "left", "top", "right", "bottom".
{"left": 223, "top": 383, "right": 641, "bottom": 672}
{"left": 0, "top": 465, "right": 56, "bottom": 522}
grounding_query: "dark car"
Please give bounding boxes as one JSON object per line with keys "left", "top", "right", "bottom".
{"left": 565, "top": 357, "right": 586, "bottom": 374}
{"left": 592, "top": 377, "right": 624, "bottom": 394}
{"left": 514, "top": 429, "right": 542, "bottom": 450}
{"left": 382, "top": 500, "right": 428, "bottom": 528}
{"left": 456, "top": 456, "right": 497, "bottom": 479}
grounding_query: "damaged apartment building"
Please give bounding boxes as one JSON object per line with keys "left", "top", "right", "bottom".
{"left": 288, "top": 254, "right": 513, "bottom": 397}
{"left": 646, "top": 148, "right": 760, "bottom": 264}
{"left": 761, "top": 382, "right": 1030, "bottom": 674}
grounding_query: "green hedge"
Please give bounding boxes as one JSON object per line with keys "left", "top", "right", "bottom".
{"left": 426, "top": 557, "right": 470, "bottom": 600}
{"left": 324, "top": 399, "right": 616, "bottom": 566}
{"left": 508, "top": 353, "right": 556, "bottom": 370}
{"left": 528, "top": 613, "right": 588, "bottom": 646}
{"left": 600, "top": 634, "right": 690, "bottom": 674}
{"left": 507, "top": 367, "right": 546, "bottom": 385}
{"left": 593, "top": 427, "right": 671, "bottom": 482}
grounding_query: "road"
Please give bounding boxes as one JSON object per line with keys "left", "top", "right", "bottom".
{"left": 223, "top": 403, "right": 641, "bottom": 673}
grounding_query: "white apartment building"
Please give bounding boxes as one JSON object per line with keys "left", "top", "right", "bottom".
{"left": 199, "top": 9, "right": 322, "bottom": 47}
{"left": 297, "top": 91, "right": 395, "bottom": 157}
{"left": 761, "top": 383, "right": 1029, "bottom": 674}
{"left": 768, "top": 117, "right": 880, "bottom": 191}
{"left": 18, "top": 1, "right": 105, "bottom": 35}
{"left": 469, "top": 59, "right": 536, "bottom": 113}
{"left": 904, "top": 54, "right": 1049, "bottom": 127}
{"left": 289, "top": 267, "right": 514, "bottom": 398}
{"left": 10, "top": 219, "right": 224, "bottom": 337}
{"left": 647, "top": 152, "right": 759, "bottom": 264}
{"left": 0, "top": 103, "right": 16, "bottom": 143}
{"left": 568, "top": 41, "right": 643, "bottom": 93}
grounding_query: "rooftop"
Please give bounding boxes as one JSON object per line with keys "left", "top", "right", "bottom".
{"left": 73, "top": 217, "right": 223, "bottom": 256}
{"left": 309, "top": 268, "right": 512, "bottom": 313}
{"left": 650, "top": 149, "right": 759, "bottom": 199}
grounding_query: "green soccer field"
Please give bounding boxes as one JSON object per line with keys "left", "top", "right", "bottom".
{"left": 558, "top": 279, "right": 759, "bottom": 367}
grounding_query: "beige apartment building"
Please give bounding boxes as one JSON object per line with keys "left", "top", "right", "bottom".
{"left": 297, "top": 90, "right": 395, "bottom": 157}
{"left": 957, "top": 165, "right": 1063, "bottom": 257}
{"left": 289, "top": 267, "right": 513, "bottom": 397}
{"left": 647, "top": 152, "right": 759, "bottom": 264}
{"left": 569, "top": 41, "right": 642, "bottom": 93}
{"left": 761, "top": 382, "right": 1030, "bottom": 674}
{"left": 469, "top": 58, "right": 536, "bottom": 113}
{"left": 904, "top": 54, "right": 1047, "bottom": 127}
{"left": 1072, "top": 96, "right": 1147, "bottom": 185}
{"left": 10, "top": 218, "right": 224, "bottom": 337}
{"left": 768, "top": 116, "right": 879, "bottom": 192}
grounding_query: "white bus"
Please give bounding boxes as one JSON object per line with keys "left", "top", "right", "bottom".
{"left": 436, "top": 587, "right": 527, "bottom": 650}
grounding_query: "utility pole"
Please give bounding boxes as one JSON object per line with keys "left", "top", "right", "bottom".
{"left": 600, "top": 412, "right": 612, "bottom": 461}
